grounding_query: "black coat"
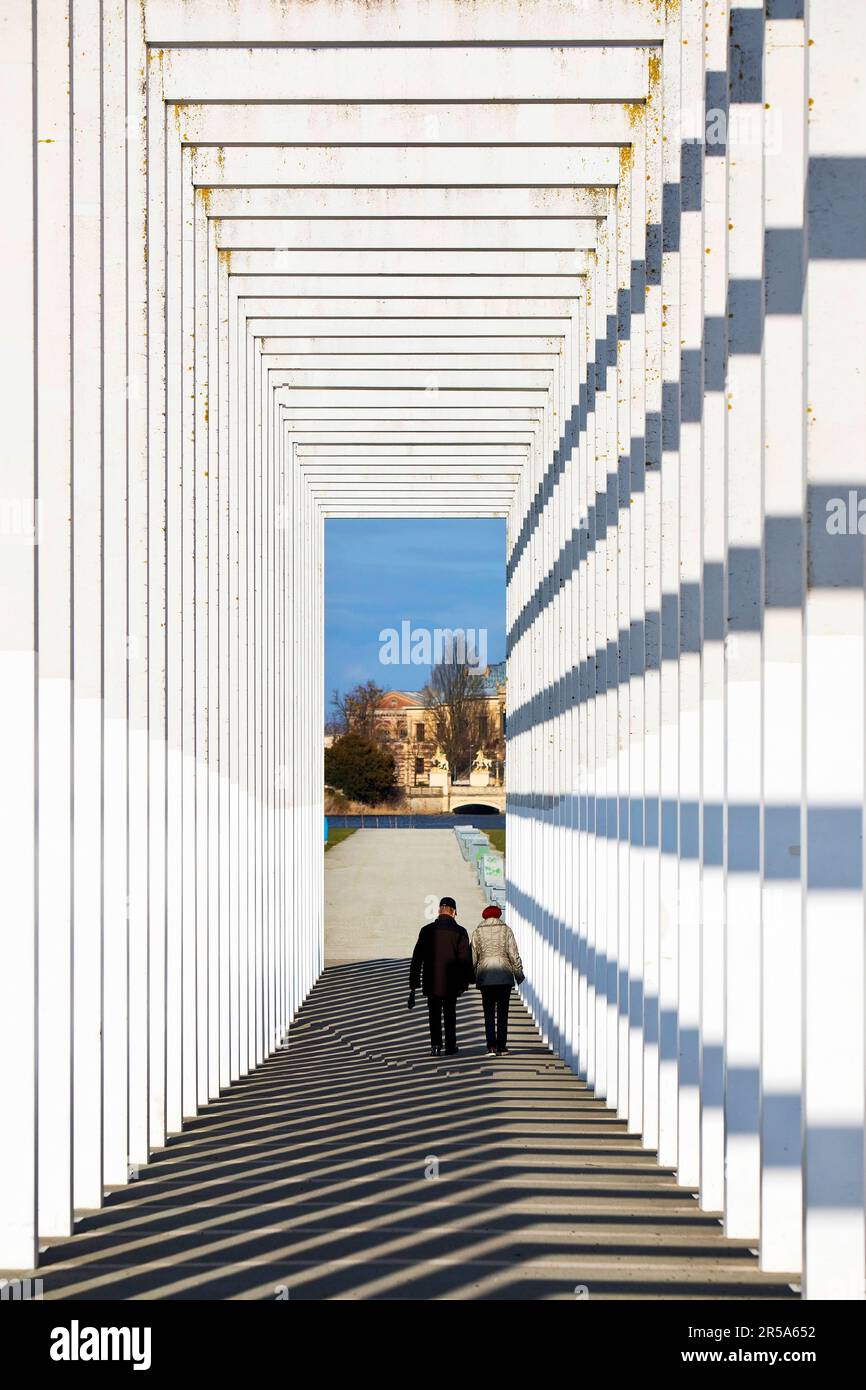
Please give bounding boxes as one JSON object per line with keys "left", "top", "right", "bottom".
{"left": 410, "top": 915, "right": 473, "bottom": 998}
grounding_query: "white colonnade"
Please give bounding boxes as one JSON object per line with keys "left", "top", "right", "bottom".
{"left": 0, "top": 0, "right": 864, "bottom": 1301}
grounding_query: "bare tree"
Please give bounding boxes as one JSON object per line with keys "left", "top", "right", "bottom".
{"left": 421, "top": 661, "right": 487, "bottom": 780}
{"left": 329, "top": 679, "right": 386, "bottom": 744}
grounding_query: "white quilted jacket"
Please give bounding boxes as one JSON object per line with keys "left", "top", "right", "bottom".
{"left": 470, "top": 918, "right": 524, "bottom": 988}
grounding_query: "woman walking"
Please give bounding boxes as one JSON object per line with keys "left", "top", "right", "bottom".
{"left": 470, "top": 904, "right": 524, "bottom": 1056}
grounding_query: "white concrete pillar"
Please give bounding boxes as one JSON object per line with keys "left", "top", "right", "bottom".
{"left": 658, "top": 8, "right": 682, "bottom": 1172}
{"left": 616, "top": 182, "right": 633, "bottom": 1120}
{"left": 165, "top": 96, "right": 185, "bottom": 1138}
{"left": 676, "top": 0, "right": 705, "bottom": 1191}
{"left": 146, "top": 48, "right": 167, "bottom": 1151}
{"left": 584, "top": 275, "right": 600, "bottom": 1090}
{"left": 724, "top": 0, "right": 764, "bottom": 1240}
{"left": 217, "top": 246, "right": 231, "bottom": 1089}
{"left": 35, "top": 0, "right": 73, "bottom": 1236}
{"left": 603, "top": 198, "right": 622, "bottom": 1111}
{"left": 760, "top": 1, "right": 806, "bottom": 1273}
{"left": 699, "top": 0, "right": 729, "bottom": 1217}
{"left": 71, "top": 0, "right": 104, "bottom": 1210}
{"left": 627, "top": 127, "right": 648, "bottom": 1135}
{"left": 0, "top": 0, "right": 37, "bottom": 1271}
{"left": 101, "top": 0, "right": 131, "bottom": 1189}
{"left": 180, "top": 164, "right": 198, "bottom": 1118}
{"left": 802, "top": 0, "right": 866, "bottom": 1301}
{"left": 642, "top": 49, "right": 663, "bottom": 1152}
{"left": 228, "top": 258, "right": 242, "bottom": 1082}
{"left": 126, "top": 0, "right": 150, "bottom": 1172}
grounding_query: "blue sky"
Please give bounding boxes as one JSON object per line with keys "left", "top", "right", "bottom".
{"left": 325, "top": 517, "right": 506, "bottom": 714}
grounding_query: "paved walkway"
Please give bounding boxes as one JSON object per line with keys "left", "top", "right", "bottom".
{"left": 17, "top": 831, "right": 796, "bottom": 1299}
{"left": 325, "top": 827, "right": 488, "bottom": 963}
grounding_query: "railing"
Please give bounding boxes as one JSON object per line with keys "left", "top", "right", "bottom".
{"left": 327, "top": 812, "right": 505, "bottom": 829}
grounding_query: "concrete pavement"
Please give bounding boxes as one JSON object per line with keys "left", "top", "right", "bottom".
{"left": 9, "top": 829, "right": 796, "bottom": 1298}
{"left": 17, "top": 955, "right": 796, "bottom": 1300}
{"left": 324, "top": 828, "right": 488, "bottom": 965}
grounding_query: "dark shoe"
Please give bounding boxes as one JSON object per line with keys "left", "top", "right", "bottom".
{"left": 429, "top": 1046, "right": 441, "bottom": 1057}
{"left": 496, "top": 1047, "right": 509, "bottom": 1056}
{"left": 444, "top": 1047, "right": 459, "bottom": 1056}
{"left": 486, "top": 1046, "right": 497, "bottom": 1055}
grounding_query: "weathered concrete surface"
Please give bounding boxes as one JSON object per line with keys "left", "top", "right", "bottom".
{"left": 324, "top": 828, "right": 488, "bottom": 965}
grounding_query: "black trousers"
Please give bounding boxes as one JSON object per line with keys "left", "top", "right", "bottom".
{"left": 480, "top": 985, "right": 511, "bottom": 1050}
{"left": 427, "top": 995, "right": 458, "bottom": 1052}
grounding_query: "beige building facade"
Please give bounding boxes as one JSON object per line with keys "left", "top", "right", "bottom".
{"left": 374, "top": 661, "right": 506, "bottom": 789}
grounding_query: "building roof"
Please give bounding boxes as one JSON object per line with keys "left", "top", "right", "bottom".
{"left": 378, "top": 690, "right": 425, "bottom": 709}
{"left": 377, "top": 664, "right": 505, "bottom": 709}
{"left": 480, "top": 660, "right": 506, "bottom": 694}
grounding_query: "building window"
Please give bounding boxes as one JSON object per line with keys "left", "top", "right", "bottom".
{"left": 415, "top": 722, "right": 425, "bottom": 742}
{"left": 479, "top": 714, "right": 488, "bottom": 740}
{"left": 414, "top": 757, "right": 425, "bottom": 776}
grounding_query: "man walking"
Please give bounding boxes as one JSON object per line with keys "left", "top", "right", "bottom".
{"left": 408, "top": 896, "right": 472, "bottom": 1056}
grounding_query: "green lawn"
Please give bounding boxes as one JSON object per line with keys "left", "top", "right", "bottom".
{"left": 324, "top": 827, "right": 357, "bottom": 853}
{"left": 487, "top": 828, "right": 505, "bottom": 855}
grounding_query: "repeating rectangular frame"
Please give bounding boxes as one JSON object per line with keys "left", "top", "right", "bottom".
{"left": 2, "top": 0, "right": 864, "bottom": 1303}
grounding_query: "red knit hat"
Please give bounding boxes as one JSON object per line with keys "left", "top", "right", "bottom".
{"left": 482, "top": 905, "right": 502, "bottom": 919}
